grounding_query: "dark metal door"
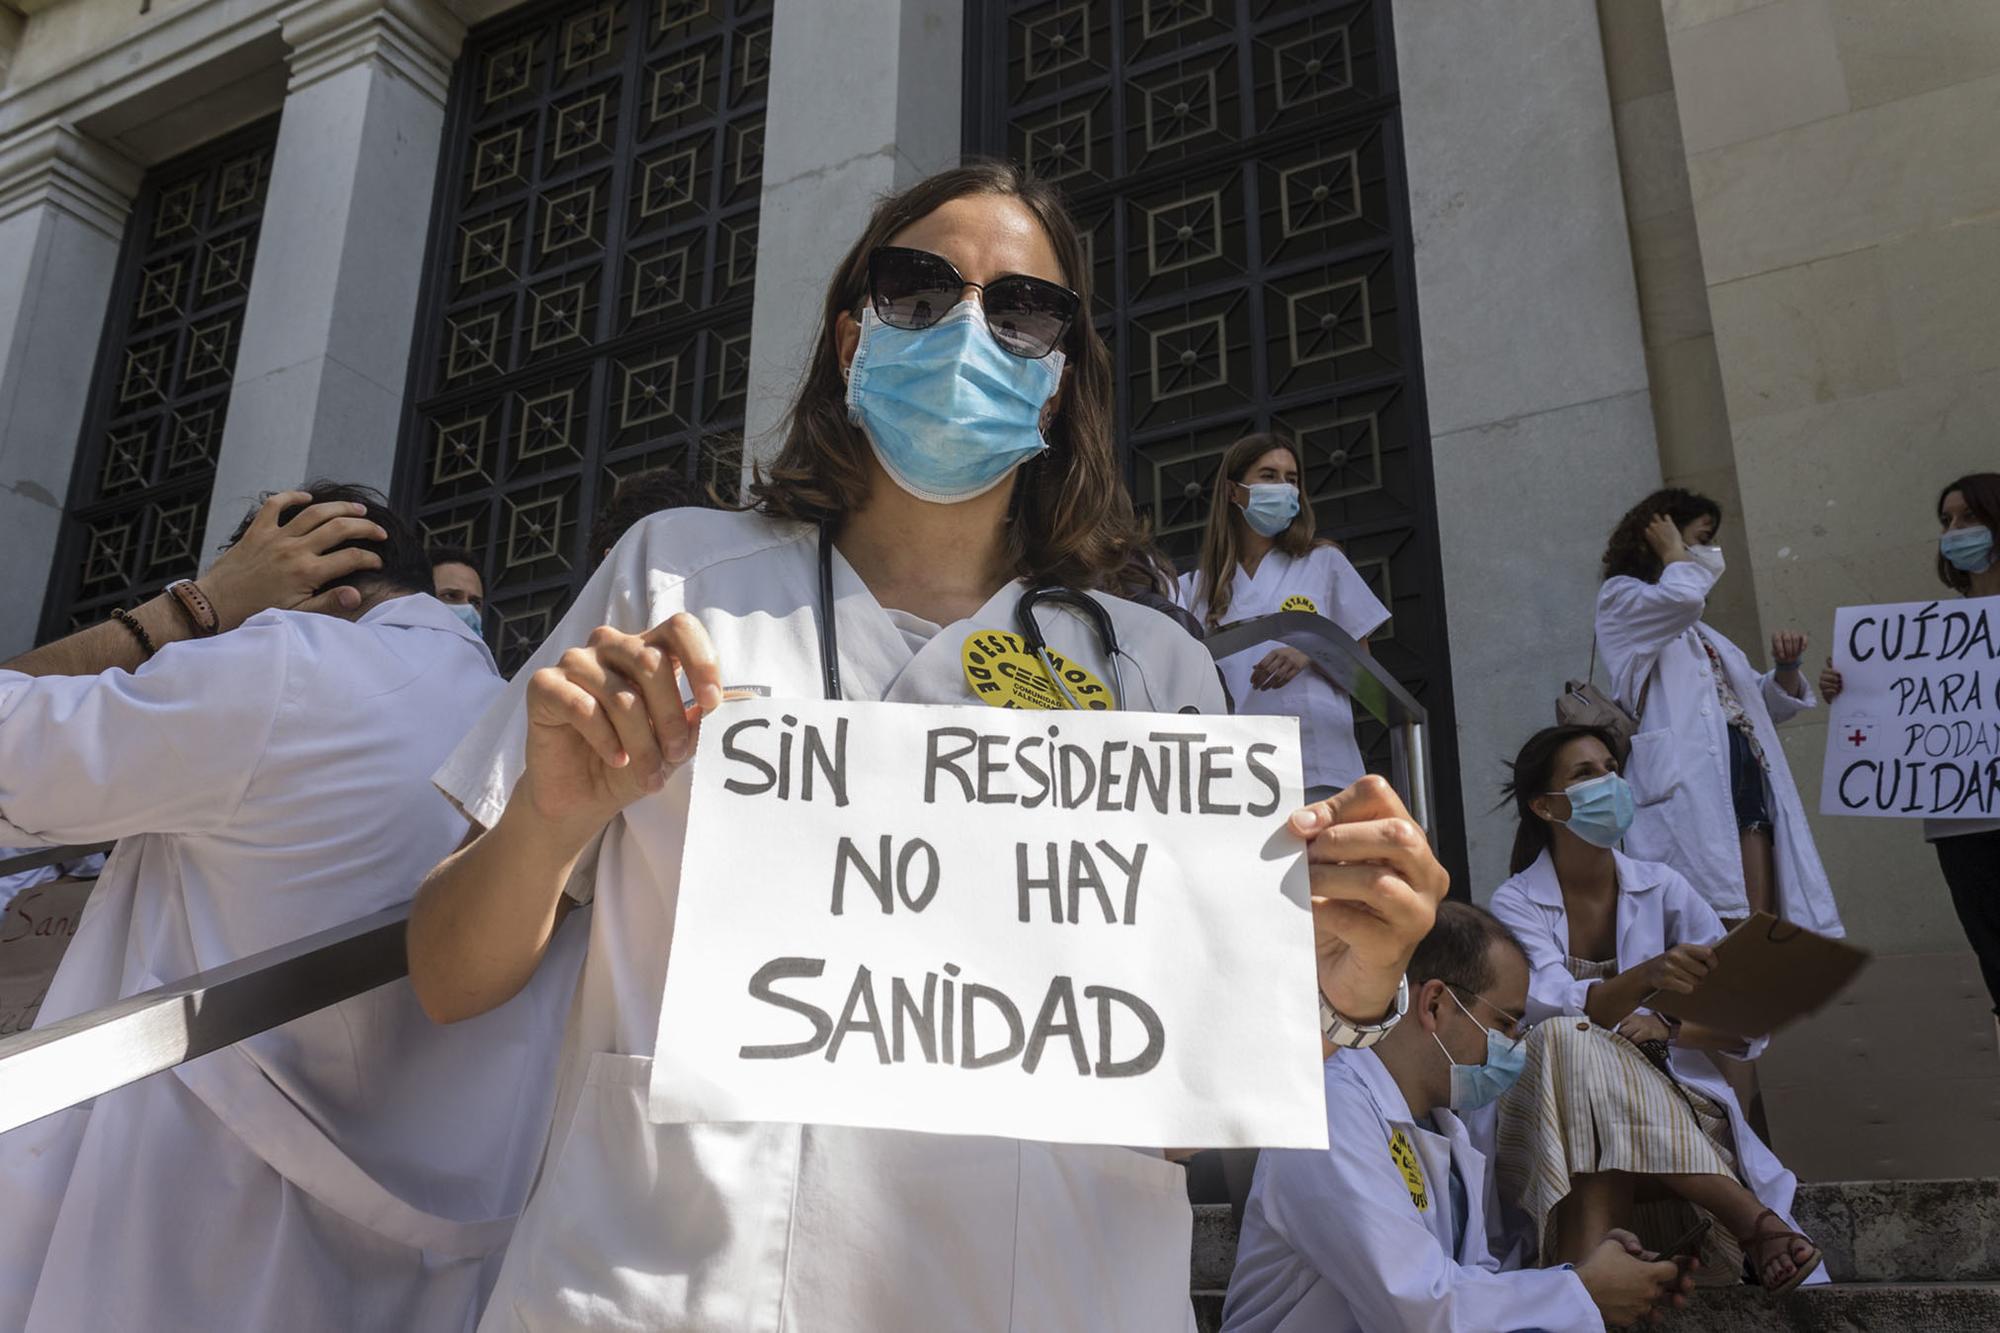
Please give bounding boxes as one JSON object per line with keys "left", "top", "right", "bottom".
{"left": 963, "top": 0, "right": 1466, "bottom": 882}
{"left": 394, "top": 0, "right": 770, "bottom": 673}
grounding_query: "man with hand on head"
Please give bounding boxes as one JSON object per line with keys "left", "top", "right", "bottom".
{"left": 0, "top": 484, "right": 579, "bottom": 1333}
{"left": 1223, "top": 903, "right": 1693, "bottom": 1332}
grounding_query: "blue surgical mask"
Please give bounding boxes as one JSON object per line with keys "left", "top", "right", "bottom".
{"left": 1941, "top": 526, "right": 1996, "bottom": 574}
{"left": 846, "top": 303, "right": 1063, "bottom": 503}
{"left": 1547, "top": 771, "right": 1635, "bottom": 848}
{"left": 449, "top": 602, "right": 484, "bottom": 634}
{"left": 1238, "top": 482, "right": 1301, "bottom": 537}
{"left": 1434, "top": 989, "right": 1527, "bottom": 1111}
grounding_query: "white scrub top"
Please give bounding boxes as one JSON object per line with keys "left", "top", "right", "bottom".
{"left": 436, "top": 509, "right": 1229, "bottom": 1333}
{"left": 0, "top": 595, "right": 583, "bottom": 1333}
{"left": 1177, "top": 545, "right": 1389, "bottom": 791}
{"left": 1222, "top": 1049, "right": 1599, "bottom": 1333}
{"left": 1596, "top": 563, "right": 1842, "bottom": 934}
{"left": 1488, "top": 849, "right": 1825, "bottom": 1286}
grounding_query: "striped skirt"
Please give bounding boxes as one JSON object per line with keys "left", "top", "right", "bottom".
{"left": 1494, "top": 981, "right": 1747, "bottom": 1280}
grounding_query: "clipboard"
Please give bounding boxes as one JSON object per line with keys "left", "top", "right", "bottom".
{"left": 1649, "top": 912, "right": 1870, "bottom": 1039}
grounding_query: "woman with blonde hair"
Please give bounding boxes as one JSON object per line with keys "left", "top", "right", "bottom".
{"left": 1177, "top": 432, "right": 1389, "bottom": 799}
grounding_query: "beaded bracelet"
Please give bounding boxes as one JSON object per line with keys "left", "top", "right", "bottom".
{"left": 110, "top": 607, "right": 158, "bottom": 659}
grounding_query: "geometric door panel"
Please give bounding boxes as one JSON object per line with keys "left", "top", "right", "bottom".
{"left": 39, "top": 118, "right": 281, "bottom": 641}
{"left": 396, "top": 0, "right": 769, "bottom": 673}
{"left": 964, "top": 0, "right": 1465, "bottom": 881}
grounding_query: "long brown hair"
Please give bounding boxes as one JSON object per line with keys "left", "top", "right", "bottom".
{"left": 1191, "top": 432, "right": 1315, "bottom": 628}
{"left": 1939, "top": 473, "right": 2000, "bottom": 593}
{"left": 746, "top": 161, "right": 1128, "bottom": 589}
{"left": 1600, "top": 488, "right": 1723, "bottom": 584}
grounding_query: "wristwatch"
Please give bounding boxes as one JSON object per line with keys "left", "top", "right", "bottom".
{"left": 1319, "top": 975, "right": 1408, "bottom": 1050}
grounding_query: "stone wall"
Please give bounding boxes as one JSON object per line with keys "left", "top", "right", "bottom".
{"left": 1391, "top": 0, "right": 1663, "bottom": 896}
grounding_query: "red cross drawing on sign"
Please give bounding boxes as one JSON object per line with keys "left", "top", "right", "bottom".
{"left": 1848, "top": 729, "right": 1868, "bottom": 746}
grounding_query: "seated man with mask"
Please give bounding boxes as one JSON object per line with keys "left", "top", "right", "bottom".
{"left": 1222, "top": 903, "right": 1691, "bottom": 1332}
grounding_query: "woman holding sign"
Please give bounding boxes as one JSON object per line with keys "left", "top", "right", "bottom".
{"left": 1178, "top": 433, "right": 1391, "bottom": 798}
{"left": 1823, "top": 472, "right": 2000, "bottom": 1037}
{"left": 1489, "top": 725, "right": 1825, "bottom": 1295}
{"left": 1594, "top": 489, "right": 1842, "bottom": 936}
{"left": 406, "top": 163, "right": 1448, "bottom": 1333}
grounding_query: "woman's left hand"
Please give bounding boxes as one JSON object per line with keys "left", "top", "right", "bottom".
{"left": 1616, "top": 1012, "right": 1672, "bottom": 1046}
{"left": 1251, "top": 645, "right": 1310, "bottom": 690}
{"left": 1290, "top": 776, "right": 1450, "bottom": 1026}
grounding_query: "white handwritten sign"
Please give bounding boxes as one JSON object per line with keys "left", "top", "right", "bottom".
{"left": 649, "top": 697, "right": 1329, "bottom": 1149}
{"left": 0, "top": 878, "right": 93, "bottom": 1037}
{"left": 1821, "top": 595, "right": 2000, "bottom": 819}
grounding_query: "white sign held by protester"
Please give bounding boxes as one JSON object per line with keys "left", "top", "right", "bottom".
{"left": 1821, "top": 595, "right": 2000, "bottom": 819}
{"left": 650, "top": 696, "right": 1329, "bottom": 1149}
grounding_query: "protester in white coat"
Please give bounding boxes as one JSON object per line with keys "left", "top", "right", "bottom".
{"left": 1595, "top": 489, "right": 1843, "bottom": 934}
{"left": 1822, "top": 472, "right": 2000, "bottom": 1042}
{"left": 408, "top": 163, "right": 1450, "bottom": 1333}
{"left": 1178, "top": 431, "right": 1390, "bottom": 798}
{"left": 1223, "top": 902, "right": 1689, "bottom": 1332}
{"left": 1488, "top": 725, "right": 1827, "bottom": 1295}
{"left": 0, "top": 487, "right": 580, "bottom": 1333}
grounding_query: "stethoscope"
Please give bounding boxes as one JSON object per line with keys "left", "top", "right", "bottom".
{"left": 816, "top": 523, "right": 1127, "bottom": 709}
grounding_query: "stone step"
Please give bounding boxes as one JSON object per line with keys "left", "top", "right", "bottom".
{"left": 1789, "top": 1178, "right": 2000, "bottom": 1284}
{"left": 1665, "top": 1282, "right": 2000, "bottom": 1333}
{"left": 1190, "top": 1176, "right": 2000, "bottom": 1291}
{"left": 1192, "top": 1283, "right": 2000, "bottom": 1333}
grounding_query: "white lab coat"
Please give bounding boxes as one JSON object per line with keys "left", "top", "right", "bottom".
{"left": 1488, "top": 850, "right": 1825, "bottom": 1284}
{"left": 1177, "top": 545, "right": 1389, "bottom": 791}
{"left": 1596, "top": 563, "right": 1843, "bottom": 934}
{"left": 1221, "top": 1049, "right": 1599, "bottom": 1333}
{"left": 0, "top": 595, "right": 583, "bottom": 1332}
{"left": 436, "top": 508, "right": 1230, "bottom": 1333}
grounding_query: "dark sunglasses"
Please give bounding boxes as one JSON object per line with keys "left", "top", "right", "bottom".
{"left": 866, "top": 245, "right": 1079, "bottom": 360}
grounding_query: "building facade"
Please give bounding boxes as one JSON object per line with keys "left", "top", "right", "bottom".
{"left": 1, "top": 0, "right": 1995, "bottom": 1175}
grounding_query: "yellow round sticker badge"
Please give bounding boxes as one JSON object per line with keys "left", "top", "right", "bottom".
{"left": 961, "top": 629, "right": 1115, "bottom": 711}
{"left": 1280, "top": 594, "right": 1319, "bottom": 614}
{"left": 1387, "top": 1128, "right": 1429, "bottom": 1212}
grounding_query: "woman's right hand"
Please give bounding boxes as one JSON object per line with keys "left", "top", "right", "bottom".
{"left": 1643, "top": 512, "right": 1689, "bottom": 565}
{"left": 1633, "top": 943, "right": 1715, "bottom": 997}
{"left": 1819, "top": 659, "right": 1844, "bottom": 701}
{"left": 521, "top": 614, "right": 724, "bottom": 834}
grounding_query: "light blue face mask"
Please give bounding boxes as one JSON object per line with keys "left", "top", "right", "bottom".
{"left": 845, "top": 302, "right": 1064, "bottom": 503}
{"left": 1548, "top": 771, "right": 1635, "bottom": 849}
{"left": 449, "top": 602, "right": 484, "bottom": 634}
{"left": 1941, "top": 525, "right": 1996, "bottom": 574}
{"left": 1435, "top": 988, "right": 1527, "bottom": 1111}
{"left": 1237, "top": 482, "right": 1301, "bottom": 538}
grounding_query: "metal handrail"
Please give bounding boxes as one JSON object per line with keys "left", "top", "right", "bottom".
{"left": 0, "top": 906, "right": 409, "bottom": 1136}
{"left": 1203, "top": 610, "right": 1434, "bottom": 833}
{"left": 0, "top": 620, "right": 1428, "bottom": 1134}
{"left": 0, "top": 842, "right": 114, "bottom": 879}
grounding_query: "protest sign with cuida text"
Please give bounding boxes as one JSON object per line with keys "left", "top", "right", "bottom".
{"left": 647, "top": 697, "right": 1329, "bottom": 1150}
{"left": 1822, "top": 595, "right": 2000, "bottom": 819}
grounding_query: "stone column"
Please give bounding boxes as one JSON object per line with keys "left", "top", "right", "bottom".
{"left": 0, "top": 126, "right": 142, "bottom": 655}
{"left": 740, "top": 0, "right": 963, "bottom": 469}
{"left": 201, "top": 0, "right": 464, "bottom": 553}
{"left": 1390, "top": 0, "right": 1663, "bottom": 891}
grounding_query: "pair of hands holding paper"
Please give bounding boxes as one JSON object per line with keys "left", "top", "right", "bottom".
{"left": 520, "top": 615, "right": 1448, "bottom": 1027}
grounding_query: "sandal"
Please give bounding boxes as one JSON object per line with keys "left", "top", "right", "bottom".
{"left": 1739, "top": 1208, "right": 1823, "bottom": 1296}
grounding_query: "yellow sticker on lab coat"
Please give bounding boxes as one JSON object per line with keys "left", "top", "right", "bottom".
{"left": 961, "top": 629, "right": 1115, "bottom": 711}
{"left": 1388, "top": 1128, "right": 1428, "bottom": 1211}
{"left": 1280, "top": 594, "right": 1319, "bottom": 614}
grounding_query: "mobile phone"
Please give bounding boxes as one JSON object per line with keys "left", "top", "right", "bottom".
{"left": 1662, "top": 1218, "right": 1710, "bottom": 1268}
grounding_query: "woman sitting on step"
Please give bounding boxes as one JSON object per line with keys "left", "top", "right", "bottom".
{"left": 1486, "top": 724, "right": 1828, "bottom": 1296}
